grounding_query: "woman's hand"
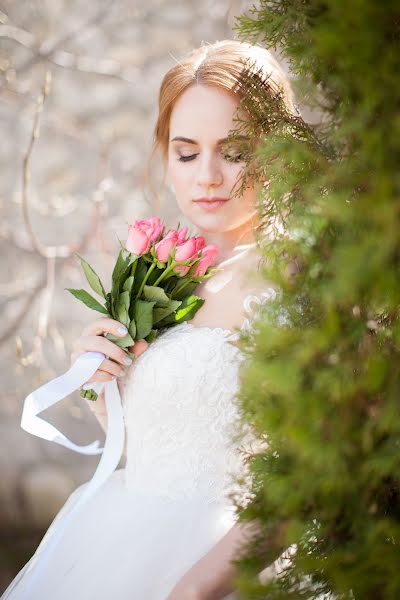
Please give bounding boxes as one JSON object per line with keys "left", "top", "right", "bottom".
{"left": 70, "top": 317, "right": 134, "bottom": 385}
{"left": 71, "top": 317, "right": 149, "bottom": 429}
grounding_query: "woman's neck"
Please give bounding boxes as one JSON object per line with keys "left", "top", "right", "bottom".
{"left": 196, "top": 216, "right": 259, "bottom": 265}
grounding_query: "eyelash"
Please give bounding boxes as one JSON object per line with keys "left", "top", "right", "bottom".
{"left": 177, "top": 153, "right": 243, "bottom": 163}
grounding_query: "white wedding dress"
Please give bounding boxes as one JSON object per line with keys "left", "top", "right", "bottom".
{"left": 3, "top": 289, "right": 272, "bottom": 600}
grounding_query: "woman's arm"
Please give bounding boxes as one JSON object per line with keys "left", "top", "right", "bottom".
{"left": 167, "top": 517, "right": 289, "bottom": 600}
{"left": 166, "top": 520, "right": 263, "bottom": 600}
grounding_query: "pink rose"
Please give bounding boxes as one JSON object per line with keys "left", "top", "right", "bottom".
{"left": 155, "top": 229, "right": 179, "bottom": 262}
{"left": 126, "top": 217, "right": 164, "bottom": 255}
{"left": 174, "top": 236, "right": 205, "bottom": 262}
{"left": 154, "top": 226, "right": 193, "bottom": 263}
{"left": 177, "top": 226, "right": 188, "bottom": 244}
{"left": 194, "top": 236, "right": 206, "bottom": 252}
{"left": 192, "top": 243, "right": 219, "bottom": 277}
{"left": 173, "top": 265, "right": 190, "bottom": 277}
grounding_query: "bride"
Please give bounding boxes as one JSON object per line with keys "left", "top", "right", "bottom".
{"left": 3, "top": 40, "right": 298, "bottom": 600}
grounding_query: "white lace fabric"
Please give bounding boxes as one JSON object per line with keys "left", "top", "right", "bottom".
{"left": 122, "top": 289, "right": 275, "bottom": 504}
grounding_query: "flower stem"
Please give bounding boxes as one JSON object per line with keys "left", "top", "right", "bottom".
{"left": 170, "top": 278, "right": 192, "bottom": 299}
{"left": 137, "top": 262, "right": 156, "bottom": 298}
{"left": 153, "top": 262, "right": 176, "bottom": 287}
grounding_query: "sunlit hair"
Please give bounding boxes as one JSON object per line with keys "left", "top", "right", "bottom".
{"left": 148, "top": 39, "right": 298, "bottom": 174}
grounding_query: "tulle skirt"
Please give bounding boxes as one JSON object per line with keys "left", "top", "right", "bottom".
{"left": 2, "top": 469, "right": 238, "bottom": 600}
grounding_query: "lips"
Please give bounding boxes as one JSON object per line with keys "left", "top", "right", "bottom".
{"left": 193, "top": 197, "right": 230, "bottom": 203}
{"left": 193, "top": 197, "right": 230, "bottom": 212}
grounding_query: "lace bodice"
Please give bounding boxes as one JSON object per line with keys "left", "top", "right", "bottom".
{"left": 121, "top": 290, "right": 274, "bottom": 504}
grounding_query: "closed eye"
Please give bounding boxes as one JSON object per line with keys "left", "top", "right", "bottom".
{"left": 222, "top": 152, "right": 243, "bottom": 162}
{"left": 177, "top": 154, "right": 198, "bottom": 162}
{"left": 177, "top": 152, "right": 244, "bottom": 163}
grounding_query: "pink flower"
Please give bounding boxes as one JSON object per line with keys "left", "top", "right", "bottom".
{"left": 126, "top": 217, "right": 164, "bottom": 255}
{"left": 173, "top": 238, "right": 192, "bottom": 262}
{"left": 155, "top": 229, "right": 179, "bottom": 262}
{"left": 177, "top": 226, "right": 188, "bottom": 244}
{"left": 173, "top": 265, "right": 190, "bottom": 277}
{"left": 155, "top": 225, "right": 205, "bottom": 265}
{"left": 194, "top": 236, "right": 206, "bottom": 252}
{"left": 192, "top": 244, "right": 219, "bottom": 277}
{"left": 174, "top": 236, "right": 205, "bottom": 262}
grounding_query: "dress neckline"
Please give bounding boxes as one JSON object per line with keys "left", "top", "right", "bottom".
{"left": 215, "top": 242, "right": 257, "bottom": 269}
{"left": 173, "top": 321, "right": 236, "bottom": 338}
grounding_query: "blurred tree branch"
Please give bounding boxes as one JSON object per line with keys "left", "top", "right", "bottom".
{"left": 1, "top": 0, "right": 114, "bottom": 79}
{"left": 1, "top": 70, "right": 113, "bottom": 367}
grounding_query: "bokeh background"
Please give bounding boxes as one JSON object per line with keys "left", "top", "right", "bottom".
{"left": 0, "top": 0, "right": 316, "bottom": 590}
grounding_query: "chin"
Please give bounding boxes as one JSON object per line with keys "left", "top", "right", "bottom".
{"left": 188, "top": 214, "right": 233, "bottom": 234}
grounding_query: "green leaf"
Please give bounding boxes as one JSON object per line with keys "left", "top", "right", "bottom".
{"left": 132, "top": 299, "right": 156, "bottom": 339}
{"left": 128, "top": 318, "right": 137, "bottom": 340}
{"left": 170, "top": 279, "right": 198, "bottom": 300}
{"left": 132, "top": 257, "right": 148, "bottom": 297}
{"left": 112, "top": 250, "right": 128, "bottom": 288}
{"left": 66, "top": 288, "right": 108, "bottom": 314}
{"left": 121, "top": 290, "right": 131, "bottom": 311}
{"left": 105, "top": 331, "right": 134, "bottom": 348}
{"left": 143, "top": 285, "right": 170, "bottom": 306}
{"left": 76, "top": 254, "right": 106, "bottom": 298}
{"left": 111, "top": 250, "right": 130, "bottom": 316}
{"left": 116, "top": 235, "right": 125, "bottom": 252}
{"left": 175, "top": 294, "right": 205, "bottom": 322}
{"left": 147, "top": 267, "right": 164, "bottom": 285}
{"left": 123, "top": 276, "right": 134, "bottom": 293}
{"left": 116, "top": 290, "right": 130, "bottom": 327}
{"left": 156, "top": 295, "right": 204, "bottom": 327}
{"left": 153, "top": 300, "right": 182, "bottom": 324}
{"left": 145, "top": 329, "right": 158, "bottom": 343}
{"left": 105, "top": 292, "right": 113, "bottom": 317}
{"left": 129, "top": 258, "right": 139, "bottom": 276}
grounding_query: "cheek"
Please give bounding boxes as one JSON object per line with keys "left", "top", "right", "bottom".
{"left": 167, "top": 161, "right": 192, "bottom": 192}
{"left": 226, "top": 163, "right": 247, "bottom": 194}
{"left": 230, "top": 167, "right": 257, "bottom": 209}
{"left": 229, "top": 160, "right": 245, "bottom": 179}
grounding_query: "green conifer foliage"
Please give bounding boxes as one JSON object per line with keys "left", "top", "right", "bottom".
{"left": 230, "top": 2, "right": 400, "bottom": 599}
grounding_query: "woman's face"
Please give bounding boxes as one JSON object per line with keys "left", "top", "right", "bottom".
{"left": 166, "top": 84, "right": 258, "bottom": 236}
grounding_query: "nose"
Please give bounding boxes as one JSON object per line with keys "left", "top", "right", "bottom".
{"left": 195, "top": 153, "right": 223, "bottom": 189}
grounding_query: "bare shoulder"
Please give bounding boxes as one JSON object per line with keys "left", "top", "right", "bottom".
{"left": 238, "top": 245, "right": 274, "bottom": 296}
{"left": 190, "top": 246, "right": 274, "bottom": 331}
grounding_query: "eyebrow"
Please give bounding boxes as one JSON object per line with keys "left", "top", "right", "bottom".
{"left": 170, "top": 135, "right": 250, "bottom": 145}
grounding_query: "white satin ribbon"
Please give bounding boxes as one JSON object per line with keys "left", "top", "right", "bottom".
{"left": 3, "top": 351, "right": 126, "bottom": 600}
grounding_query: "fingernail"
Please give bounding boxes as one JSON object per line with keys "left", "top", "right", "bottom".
{"left": 118, "top": 326, "right": 128, "bottom": 335}
{"left": 123, "top": 356, "right": 133, "bottom": 366}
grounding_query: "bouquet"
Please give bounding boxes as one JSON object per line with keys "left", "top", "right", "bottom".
{"left": 68, "top": 217, "right": 219, "bottom": 400}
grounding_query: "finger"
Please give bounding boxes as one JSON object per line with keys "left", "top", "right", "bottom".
{"left": 74, "top": 336, "right": 133, "bottom": 367}
{"left": 97, "top": 358, "right": 127, "bottom": 378}
{"left": 129, "top": 339, "right": 149, "bottom": 358}
{"left": 84, "top": 369, "right": 116, "bottom": 385}
{"left": 81, "top": 317, "right": 129, "bottom": 339}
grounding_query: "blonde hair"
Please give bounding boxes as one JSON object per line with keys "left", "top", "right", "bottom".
{"left": 145, "top": 39, "right": 298, "bottom": 196}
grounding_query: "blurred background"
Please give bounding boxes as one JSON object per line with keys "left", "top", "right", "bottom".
{"left": 0, "top": 0, "right": 315, "bottom": 590}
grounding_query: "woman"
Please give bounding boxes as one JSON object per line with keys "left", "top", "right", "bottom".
{"left": 3, "top": 40, "right": 298, "bottom": 600}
